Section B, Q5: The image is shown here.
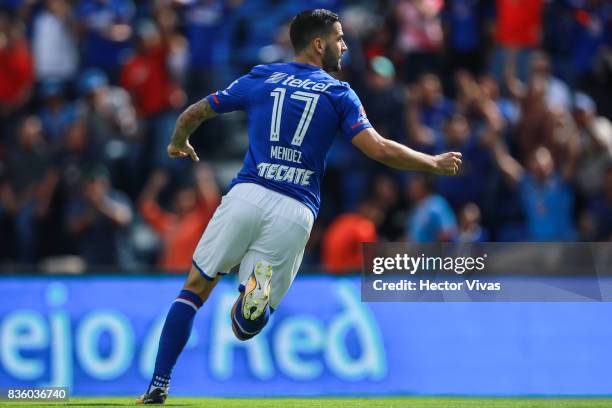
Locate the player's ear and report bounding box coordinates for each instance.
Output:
[313,37,325,55]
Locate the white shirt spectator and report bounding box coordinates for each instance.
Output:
[574,93,612,196]
[32,10,78,80]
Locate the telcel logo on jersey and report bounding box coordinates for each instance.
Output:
[265,72,333,92]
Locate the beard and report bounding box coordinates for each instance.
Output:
[322,46,341,72]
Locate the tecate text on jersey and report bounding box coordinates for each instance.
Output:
[256,162,314,186]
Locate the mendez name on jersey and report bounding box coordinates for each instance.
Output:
[206,62,371,217]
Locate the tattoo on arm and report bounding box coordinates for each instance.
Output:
[170,99,218,145]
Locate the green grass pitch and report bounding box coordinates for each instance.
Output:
[2,397,612,407]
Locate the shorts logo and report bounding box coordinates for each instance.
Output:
[265,72,288,84]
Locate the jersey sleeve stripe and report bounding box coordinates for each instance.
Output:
[351,120,367,129]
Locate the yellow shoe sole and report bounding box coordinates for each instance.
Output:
[242,260,273,320]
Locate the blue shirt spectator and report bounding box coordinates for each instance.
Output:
[184,0,227,70]
[76,0,135,73]
[443,0,483,52]
[487,137,577,241]
[408,195,458,242]
[568,0,612,78]
[407,174,458,242]
[434,115,493,210]
[585,164,612,240]
[407,73,454,153]
[38,80,78,146]
[519,173,575,241]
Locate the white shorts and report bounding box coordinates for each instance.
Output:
[192,183,314,309]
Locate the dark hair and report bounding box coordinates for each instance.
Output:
[289,9,340,53]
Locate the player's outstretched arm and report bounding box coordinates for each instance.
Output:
[167,99,218,162]
[352,128,462,176]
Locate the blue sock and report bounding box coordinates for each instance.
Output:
[149,290,203,391]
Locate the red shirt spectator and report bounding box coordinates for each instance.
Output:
[495,0,544,47]
[0,36,33,110]
[322,213,377,274]
[139,168,220,272]
[120,44,177,117]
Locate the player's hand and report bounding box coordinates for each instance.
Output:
[432,152,462,176]
[167,141,199,162]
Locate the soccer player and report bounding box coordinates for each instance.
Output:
[137,9,461,404]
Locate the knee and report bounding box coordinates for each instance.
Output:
[183,266,219,302]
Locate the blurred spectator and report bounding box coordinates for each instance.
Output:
[121,20,184,117]
[515,75,580,168]
[529,51,571,111]
[490,0,544,82]
[356,12,390,65]
[183,0,230,98]
[477,73,519,135]
[567,0,612,83]
[369,174,405,241]
[50,119,98,257]
[79,68,140,195]
[258,21,293,64]
[360,56,406,143]
[488,138,576,241]
[1,116,58,262]
[580,40,612,120]
[0,13,33,119]
[120,19,186,170]
[138,165,220,272]
[66,165,133,267]
[32,0,78,82]
[76,0,135,77]
[495,0,543,48]
[454,70,504,132]
[37,79,78,147]
[516,76,554,161]
[434,113,493,209]
[581,163,612,241]
[393,0,444,82]
[322,200,379,274]
[457,202,489,242]
[154,4,189,85]
[226,1,304,73]
[80,68,137,144]
[54,119,99,198]
[573,92,612,198]
[406,73,454,151]
[442,0,489,74]
[406,174,457,242]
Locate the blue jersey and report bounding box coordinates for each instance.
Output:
[206,62,372,217]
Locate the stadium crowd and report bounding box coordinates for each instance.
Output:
[0,0,611,273]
